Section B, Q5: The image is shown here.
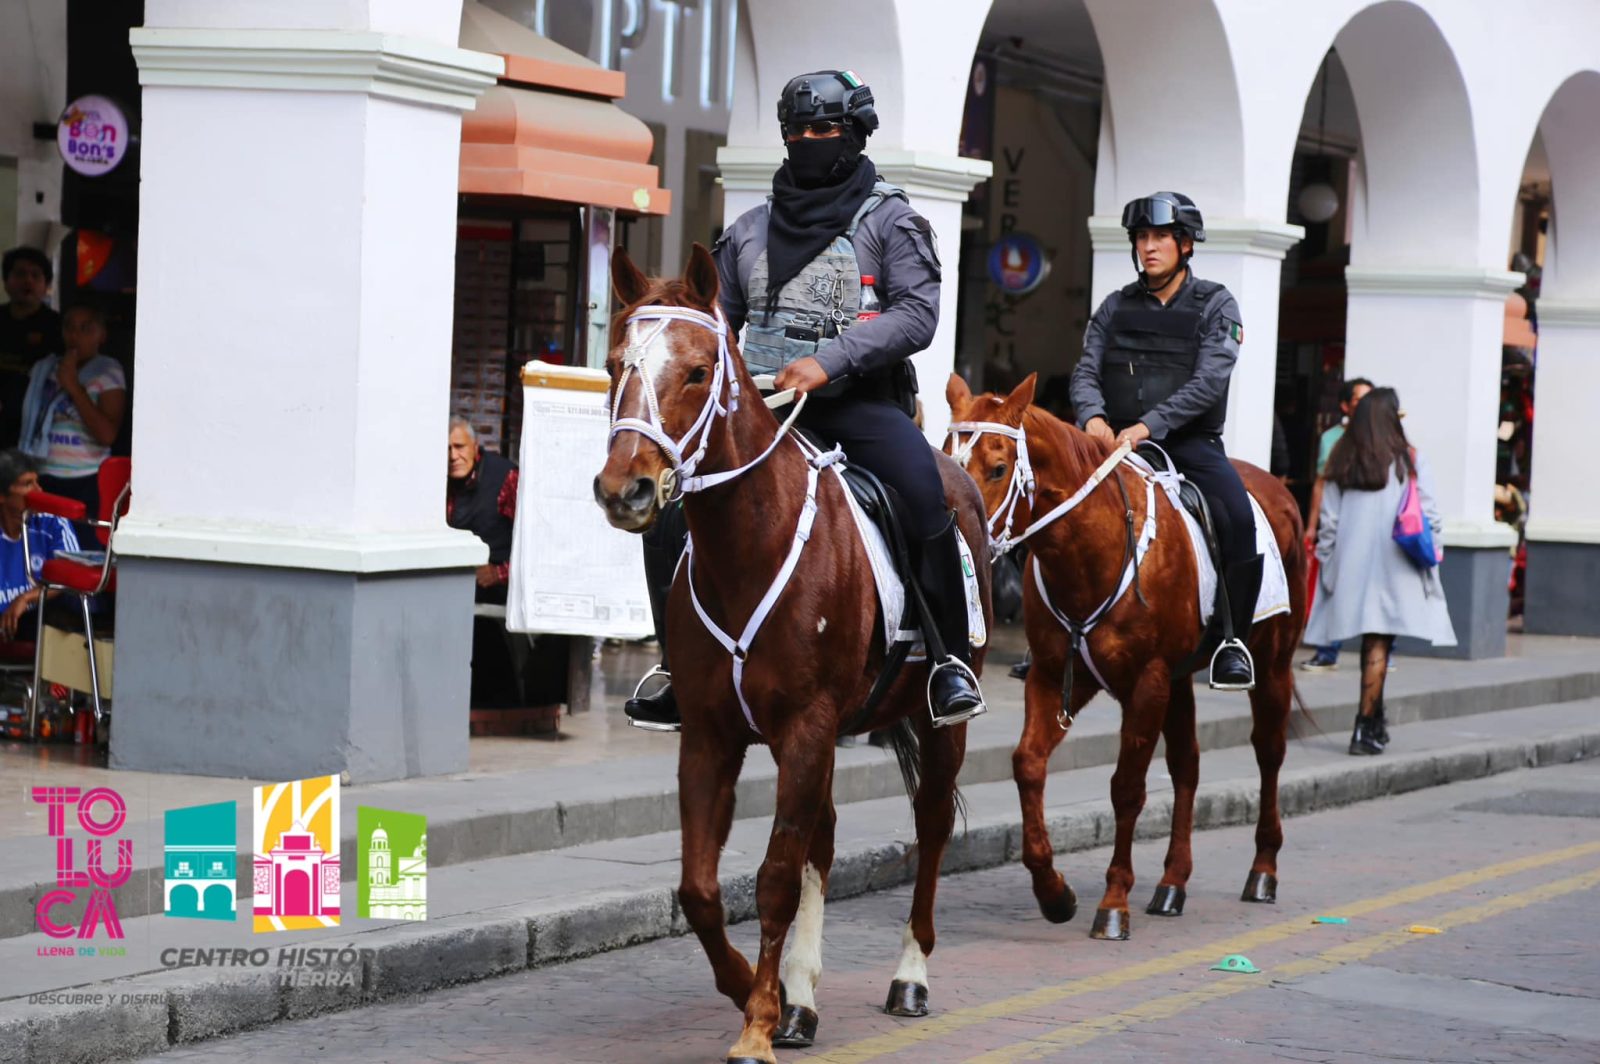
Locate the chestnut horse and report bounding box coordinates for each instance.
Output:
[594,245,993,1064]
[946,373,1306,940]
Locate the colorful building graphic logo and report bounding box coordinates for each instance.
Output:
[164,801,237,921]
[358,807,427,921]
[252,776,341,932]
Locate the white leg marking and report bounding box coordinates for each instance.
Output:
[892,921,928,986]
[780,862,825,1010]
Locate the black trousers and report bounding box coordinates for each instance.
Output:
[796,394,947,539]
[1159,432,1254,566]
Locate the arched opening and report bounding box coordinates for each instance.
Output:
[282,869,313,917]
[169,883,199,918]
[1519,70,1600,637]
[203,882,233,916]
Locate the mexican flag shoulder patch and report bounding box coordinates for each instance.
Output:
[1225,319,1245,344]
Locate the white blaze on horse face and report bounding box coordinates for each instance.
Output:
[892,921,929,986]
[615,319,690,462]
[780,862,825,1010]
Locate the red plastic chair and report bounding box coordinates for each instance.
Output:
[21,458,131,737]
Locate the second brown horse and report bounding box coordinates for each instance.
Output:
[947,372,1307,940]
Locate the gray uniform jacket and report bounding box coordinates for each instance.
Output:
[712,192,942,380]
[1070,271,1243,439]
[1303,452,1456,647]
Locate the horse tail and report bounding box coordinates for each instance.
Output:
[1287,677,1323,741]
[885,719,969,824]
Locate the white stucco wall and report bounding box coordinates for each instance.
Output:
[0,0,66,253]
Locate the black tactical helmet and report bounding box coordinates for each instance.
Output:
[1121,191,1207,243]
[777,70,879,141]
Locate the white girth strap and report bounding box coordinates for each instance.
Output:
[1030,470,1158,690]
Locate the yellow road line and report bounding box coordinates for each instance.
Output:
[806,840,1600,1063]
[966,864,1600,1062]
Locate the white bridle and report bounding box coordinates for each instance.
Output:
[607,303,808,501]
[946,419,1037,556]
[604,302,827,736]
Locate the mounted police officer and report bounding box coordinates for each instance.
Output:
[624,70,987,731]
[1070,191,1262,690]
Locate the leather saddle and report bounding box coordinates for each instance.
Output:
[797,427,920,730]
[1136,442,1230,674]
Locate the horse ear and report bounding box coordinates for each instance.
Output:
[1000,373,1038,420]
[684,242,720,309]
[946,372,973,410]
[612,247,650,307]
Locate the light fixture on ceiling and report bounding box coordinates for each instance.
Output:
[1297,52,1340,224]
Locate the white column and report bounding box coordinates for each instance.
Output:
[123,19,501,568]
[1343,267,1521,549]
[716,146,991,443]
[1526,301,1600,545]
[1523,300,1600,635]
[1343,266,1520,658]
[1088,216,1302,467]
[114,2,503,782]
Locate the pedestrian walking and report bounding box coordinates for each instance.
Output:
[1303,388,1455,755]
[1301,376,1372,671]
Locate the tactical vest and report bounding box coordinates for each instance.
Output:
[1100,279,1228,436]
[741,182,907,375]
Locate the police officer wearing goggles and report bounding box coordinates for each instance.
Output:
[1070,191,1262,690]
[624,70,988,731]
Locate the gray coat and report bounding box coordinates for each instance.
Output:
[712,191,941,380]
[1303,450,1457,646]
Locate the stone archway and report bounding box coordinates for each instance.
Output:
[1520,70,1600,636]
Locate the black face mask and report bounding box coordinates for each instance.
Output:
[785,137,849,187]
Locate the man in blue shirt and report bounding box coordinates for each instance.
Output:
[0,449,79,640]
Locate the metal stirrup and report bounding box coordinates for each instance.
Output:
[927,656,987,728]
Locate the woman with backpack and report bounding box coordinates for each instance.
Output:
[1304,387,1456,756]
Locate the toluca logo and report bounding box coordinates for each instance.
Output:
[32,787,131,939]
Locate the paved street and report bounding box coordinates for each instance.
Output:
[137,760,1600,1063]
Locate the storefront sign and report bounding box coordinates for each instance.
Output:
[988,233,1050,295]
[58,95,129,177]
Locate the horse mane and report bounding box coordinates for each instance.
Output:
[1021,404,1112,474]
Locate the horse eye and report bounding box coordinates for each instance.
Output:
[989,462,1008,481]
[686,366,709,385]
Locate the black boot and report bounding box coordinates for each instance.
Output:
[1370,701,1390,749]
[1349,713,1383,756]
[1209,554,1263,691]
[625,502,687,732]
[1009,653,1032,681]
[914,514,987,727]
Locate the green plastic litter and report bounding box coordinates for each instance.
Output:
[1313,916,1349,925]
[1210,954,1260,974]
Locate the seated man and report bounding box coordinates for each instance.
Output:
[0,448,78,641]
[446,416,568,712]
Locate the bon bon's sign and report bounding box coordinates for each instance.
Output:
[58,95,129,177]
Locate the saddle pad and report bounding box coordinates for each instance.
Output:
[1169,490,1292,626]
[830,466,987,655]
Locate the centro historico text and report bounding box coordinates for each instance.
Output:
[159,946,377,986]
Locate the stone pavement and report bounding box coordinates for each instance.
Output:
[2,676,1598,1062]
[128,761,1600,1063]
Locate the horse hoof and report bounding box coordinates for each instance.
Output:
[1145,884,1186,917]
[883,979,929,1017]
[773,1004,818,1048]
[1241,871,1278,904]
[1038,883,1078,924]
[1090,908,1130,940]
[725,1058,773,1064]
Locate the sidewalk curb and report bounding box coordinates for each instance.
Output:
[3,727,1597,1064]
[6,662,1598,942]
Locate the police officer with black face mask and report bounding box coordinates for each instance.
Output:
[624,70,987,732]
[1070,192,1262,690]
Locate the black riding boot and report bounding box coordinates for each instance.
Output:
[1209,554,1263,691]
[915,514,987,727]
[625,502,687,732]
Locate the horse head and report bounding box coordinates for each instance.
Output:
[594,243,753,532]
[945,373,1039,552]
